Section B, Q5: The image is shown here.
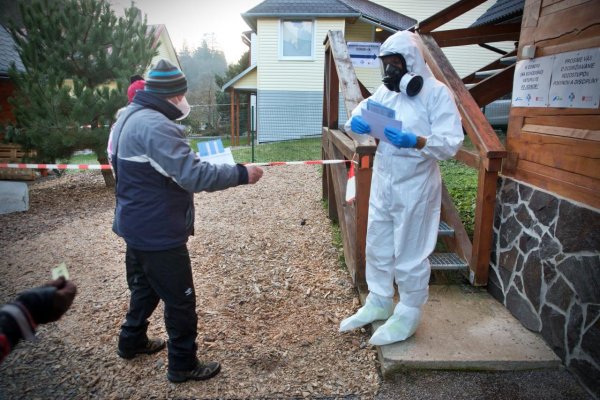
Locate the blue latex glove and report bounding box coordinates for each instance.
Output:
[350,116,371,134]
[384,126,418,148]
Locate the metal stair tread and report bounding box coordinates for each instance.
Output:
[438,221,454,236]
[429,252,467,270]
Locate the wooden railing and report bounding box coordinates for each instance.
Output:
[322,0,510,287]
[413,0,509,285]
[322,31,376,292]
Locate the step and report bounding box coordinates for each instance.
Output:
[429,252,468,271]
[372,285,561,378]
[437,221,454,237]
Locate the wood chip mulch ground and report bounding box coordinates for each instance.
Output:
[0,166,381,399]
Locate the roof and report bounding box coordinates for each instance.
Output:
[242,0,415,32]
[470,0,524,27]
[0,24,25,77]
[338,0,416,31]
[222,64,257,91]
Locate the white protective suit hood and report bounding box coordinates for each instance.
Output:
[379,31,433,80]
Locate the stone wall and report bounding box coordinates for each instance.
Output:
[488,177,600,398]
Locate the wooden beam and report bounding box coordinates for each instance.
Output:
[509,131,600,179]
[441,183,473,267]
[469,64,515,107]
[357,79,372,100]
[511,107,599,117]
[525,114,600,132]
[463,49,517,84]
[508,159,600,210]
[470,167,499,286]
[322,49,330,127]
[455,147,481,169]
[418,33,507,161]
[323,129,338,222]
[329,129,357,161]
[415,0,487,33]
[522,123,600,141]
[329,138,358,283]
[430,24,521,47]
[354,154,373,292]
[322,128,330,203]
[328,50,339,129]
[326,31,377,148]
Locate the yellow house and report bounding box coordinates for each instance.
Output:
[223,0,416,143]
[148,24,182,73]
[224,0,520,143]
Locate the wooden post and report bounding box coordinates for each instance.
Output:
[326,50,339,129]
[470,159,502,286]
[354,154,373,292]
[322,131,329,202]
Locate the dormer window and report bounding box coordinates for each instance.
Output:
[280,19,314,60]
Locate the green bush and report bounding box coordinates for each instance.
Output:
[439,159,478,238]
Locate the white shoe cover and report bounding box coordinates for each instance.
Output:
[339,293,393,332]
[368,303,422,345]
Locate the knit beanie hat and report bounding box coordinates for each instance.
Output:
[145,59,187,98]
[127,79,145,102]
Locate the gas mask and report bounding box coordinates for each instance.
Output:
[382,63,423,97]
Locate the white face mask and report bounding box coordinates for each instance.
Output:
[170,96,191,120]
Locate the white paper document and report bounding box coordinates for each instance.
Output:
[360,108,403,144]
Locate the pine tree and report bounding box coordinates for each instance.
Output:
[7,0,157,186]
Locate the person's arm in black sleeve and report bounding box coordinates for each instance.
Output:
[236,164,249,185]
[0,277,77,363]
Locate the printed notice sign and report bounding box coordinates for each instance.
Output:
[347,42,381,69]
[548,48,600,108]
[512,57,554,107]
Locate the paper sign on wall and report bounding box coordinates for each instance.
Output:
[512,57,554,107]
[548,48,600,108]
[512,47,600,109]
[347,42,381,69]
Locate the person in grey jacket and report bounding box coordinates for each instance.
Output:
[110,59,263,383]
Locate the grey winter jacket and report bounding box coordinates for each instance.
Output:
[111,91,248,251]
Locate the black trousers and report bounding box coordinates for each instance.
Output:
[119,244,198,371]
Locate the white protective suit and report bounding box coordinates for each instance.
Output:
[339,31,463,345]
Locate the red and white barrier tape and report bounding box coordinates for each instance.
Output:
[0,163,112,170]
[0,160,350,170]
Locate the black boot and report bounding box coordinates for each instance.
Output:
[167,360,221,383]
[117,338,166,359]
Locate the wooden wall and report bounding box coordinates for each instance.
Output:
[0,80,16,123]
[505,0,600,209]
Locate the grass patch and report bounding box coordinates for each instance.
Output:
[439,158,478,238]
[190,136,322,163]
[60,153,100,174]
[65,153,100,164]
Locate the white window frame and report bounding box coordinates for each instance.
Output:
[278,19,315,61]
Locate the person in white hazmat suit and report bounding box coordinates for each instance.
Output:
[339,31,463,345]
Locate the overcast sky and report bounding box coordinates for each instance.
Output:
[110,0,263,64]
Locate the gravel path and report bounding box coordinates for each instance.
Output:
[0,168,378,399]
[0,168,591,400]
